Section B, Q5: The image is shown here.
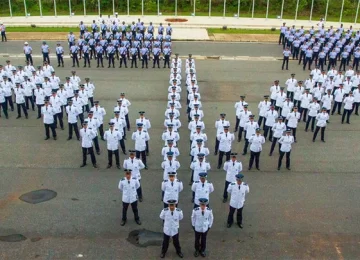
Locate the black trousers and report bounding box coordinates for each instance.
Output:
[353,57,359,71]
[93,136,100,152]
[263,125,273,141]
[293,47,299,59]
[305,115,316,131]
[83,53,90,67]
[108,149,120,166]
[237,126,245,141]
[17,103,28,117]
[25,54,33,65]
[223,180,231,199]
[120,54,127,67]
[122,201,139,221]
[298,50,305,64]
[25,96,35,110]
[195,231,208,252]
[218,151,231,167]
[131,54,137,68]
[164,55,170,68]
[88,97,94,108]
[162,233,181,254]
[57,54,64,66]
[339,58,347,71]
[68,122,80,139]
[36,104,44,117]
[235,117,240,130]
[279,33,285,45]
[332,101,342,114]
[1,31,7,41]
[313,126,325,141]
[5,96,14,110]
[282,57,289,70]
[249,151,261,169]
[300,108,308,121]
[44,123,56,138]
[287,127,297,141]
[97,54,104,67]
[153,55,160,68]
[82,147,96,165]
[119,139,126,153]
[303,57,312,70]
[137,180,143,199]
[258,116,266,129]
[0,102,8,117]
[287,91,294,101]
[99,124,104,138]
[214,138,220,153]
[243,138,249,154]
[227,206,243,225]
[54,112,64,129]
[269,137,281,155]
[328,58,336,70]
[354,102,359,114]
[72,54,79,67]
[136,150,147,166]
[42,52,50,64]
[78,113,84,125]
[278,151,291,168]
[142,54,148,68]
[319,58,325,71]
[108,54,115,67]
[342,108,352,123]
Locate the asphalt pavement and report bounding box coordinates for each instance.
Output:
[0,54,359,260]
[0,41,282,57]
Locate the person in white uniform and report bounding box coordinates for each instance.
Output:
[277,129,294,170]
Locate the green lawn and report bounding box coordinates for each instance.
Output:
[7,27,78,32]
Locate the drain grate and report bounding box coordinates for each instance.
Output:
[0,234,27,242]
[127,229,163,247]
[19,189,57,204]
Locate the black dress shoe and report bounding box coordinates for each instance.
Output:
[116,165,121,169]
[269,153,272,156]
[214,152,218,155]
[223,198,227,203]
[146,152,149,156]
[227,223,232,228]
[80,164,86,167]
[123,151,127,155]
[96,151,100,155]
[120,220,126,226]
[53,136,57,140]
[135,219,142,225]
[238,223,243,229]
[286,167,291,170]
[312,139,315,142]
[217,166,221,169]
[191,198,194,203]
[160,253,165,258]
[200,251,206,257]
[93,164,98,168]
[256,167,260,170]
[194,250,199,257]
[44,137,50,140]
[277,167,280,170]
[67,137,72,140]
[16,116,21,119]
[321,140,326,142]
[176,252,184,258]
[248,167,251,170]
[242,152,247,155]
[107,165,112,169]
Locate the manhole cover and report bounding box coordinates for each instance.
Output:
[127,229,163,247]
[0,234,27,242]
[165,18,188,23]
[19,189,57,204]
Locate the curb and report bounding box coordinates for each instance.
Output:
[0,53,281,61]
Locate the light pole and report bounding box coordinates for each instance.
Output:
[98,0,101,16]
[69,0,72,16]
[157,0,159,15]
[175,0,177,16]
[339,0,345,23]
[223,0,226,18]
[127,0,129,16]
[251,0,255,19]
[194,0,196,16]
[83,0,86,16]
[39,0,43,17]
[280,0,284,19]
[54,0,57,17]
[24,0,27,16]
[112,0,115,15]
[142,0,144,16]
[8,0,12,17]
[294,0,299,21]
[266,0,269,19]
[325,0,329,22]
[355,0,360,24]
[209,0,211,17]
[309,0,314,21]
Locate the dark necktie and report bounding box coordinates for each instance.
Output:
[233,162,235,166]
[202,183,204,188]
[238,185,240,190]
[199,147,200,152]
[128,181,130,184]
[226,133,227,137]
[171,182,173,187]
[170,161,172,167]
[171,212,173,216]
[202,211,204,216]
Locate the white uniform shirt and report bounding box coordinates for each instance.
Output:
[136,118,151,131]
[118,177,140,203]
[188,120,205,132]
[165,108,180,119]
[227,182,250,209]
[104,129,122,151]
[191,180,214,205]
[14,88,26,104]
[223,160,243,183]
[41,105,56,124]
[285,78,297,92]
[23,81,35,96]
[80,128,96,148]
[234,100,248,115]
[217,132,234,152]
[34,88,46,105]
[190,146,210,158]
[132,130,150,151]
[286,111,300,128]
[238,110,252,127]
[278,135,294,152]
[162,130,180,146]
[164,118,182,131]
[160,208,183,236]
[281,101,294,117]
[270,85,280,100]
[191,207,214,233]
[66,105,81,123]
[258,100,271,117]
[265,110,279,127]
[123,158,145,180]
[84,82,95,97]
[162,179,183,203]
[272,122,286,138]
[190,160,211,182]
[334,88,345,102]
[294,86,305,100]
[308,102,320,117]
[275,92,287,107]
[244,121,259,139]
[161,159,181,180]
[316,112,329,127]
[321,94,333,110]
[249,134,265,152]
[215,119,230,135]
[353,89,360,102]
[300,93,313,108]
[92,106,106,124]
[49,95,62,113]
[162,146,180,161]
[343,96,354,109]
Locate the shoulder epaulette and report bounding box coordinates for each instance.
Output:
[195,207,200,211]
[231,183,236,185]
[177,179,181,182]
[207,181,212,184]
[132,177,137,180]
[207,207,212,210]
[164,208,169,211]
[143,130,147,132]
[121,178,125,180]
[194,181,199,183]
[163,180,168,182]
[176,208,181,211]
[243,182,248,186]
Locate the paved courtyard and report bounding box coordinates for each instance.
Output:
[0,43,360,259]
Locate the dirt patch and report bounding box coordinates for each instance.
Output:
[165,18,188,23]
[212,34,277,42]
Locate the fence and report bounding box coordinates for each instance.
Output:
[1,0,360,24]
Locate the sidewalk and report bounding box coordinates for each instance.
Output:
[0,15,353,30]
